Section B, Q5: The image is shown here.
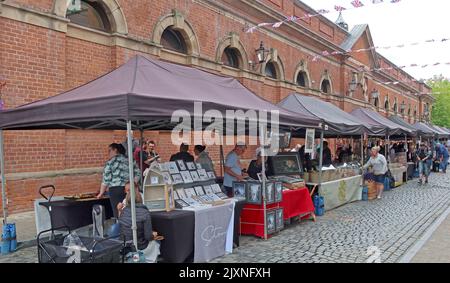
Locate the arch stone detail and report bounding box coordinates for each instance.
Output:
[152,10,200,56]
[293,60,311,88]
[215,32,249,70]
[53,0,128,34]
[260,49,285,81]
[319,70,333,94]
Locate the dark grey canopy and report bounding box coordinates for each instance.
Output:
[350,108,413,136]
[387,115,418,136]
[412,122,438,137]
[0,55,321,132]
[278,94,376,136]
[428,125,450,139]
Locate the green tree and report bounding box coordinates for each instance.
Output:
[427,75,450,127]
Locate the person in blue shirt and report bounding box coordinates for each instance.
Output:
[223,142,247,197]
[435,143,449,173]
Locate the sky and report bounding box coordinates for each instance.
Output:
[299,0,450,81]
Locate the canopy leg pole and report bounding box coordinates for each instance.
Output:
[361,134,364,165]
[318,130,324,192]
[260,125,267,240]
[127,121,138,249]
[0,130,7,223]
[220,145,225,178]
[140,130,144,187]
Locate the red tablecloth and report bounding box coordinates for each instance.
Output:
[281,187,315,220]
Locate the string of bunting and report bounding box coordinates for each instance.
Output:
[246,0,402,33]
[312,37,450,62]
[371,61,450,72]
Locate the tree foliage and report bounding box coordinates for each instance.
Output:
[427,75,450,128]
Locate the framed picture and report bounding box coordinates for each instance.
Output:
[180,171,194,184]
[184,188,197,198]
[265,182,275,204]
[150,176,160,185]
[196,163,203,170]
[247,183,262,205]
[275,208,284,231]
[168,162,180,174]
[159,162,169,172]
[175,199,189,208]
[190,171,200,182]
[207,171,216,180]
[176,189,187,199]
[186,162,197,171]
[266,210,276,234]
[184,197,200,206]
[176,160,187,171]
[305,128,315,154]
[216,192,228,200]
[232,182,246,199]
[197,169,209,181]
[171,174,184,185]
[194,186,205,195]
[173,190,180,200]
[275,182,283,203]
[162,172,173,185]
[211,184,222,193]
[203,185,214,195]
[208,194,221,201]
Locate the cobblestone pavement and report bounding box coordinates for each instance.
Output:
[1,173,450,263]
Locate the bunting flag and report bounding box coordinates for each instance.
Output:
[245,0,402,33]
[311,36,450,62]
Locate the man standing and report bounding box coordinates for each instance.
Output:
[435,143,449,173]
[170,143,194,163]
[223,142,247,197]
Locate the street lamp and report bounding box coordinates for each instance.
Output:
[348,72,358,95]
[400,101,406,114]
[255,41,270,64]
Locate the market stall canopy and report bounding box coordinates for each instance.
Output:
[278,94,380,136]
[350,108,413,136]
[387,115,418,136]
[428,125,450,139]
[0,55,321,132]
[412,122,439,137]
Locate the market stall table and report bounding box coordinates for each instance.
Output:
[38,197,113,231]
[307,175,362,211]
[150,199,245,263]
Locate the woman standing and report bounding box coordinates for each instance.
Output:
[416,143,432,185]
[363,146,388,199]
[97,143,141,219]
[194,145,215,173]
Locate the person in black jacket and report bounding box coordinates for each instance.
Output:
[170,143,194,163]
[317,141,332,167]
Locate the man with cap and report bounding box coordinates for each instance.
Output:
[223,142,247,197]
[247,147,268,180]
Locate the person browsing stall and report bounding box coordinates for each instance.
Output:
[435,143,449,173]
[247,148,267,180]
[97,143,141,219]
[317,140,332,167]
[223,142,247,197]
[362,146,388,199]
[170,143,194,163]
[194,145,215,172]
[416,143,432,185]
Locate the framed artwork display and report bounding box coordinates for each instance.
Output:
[207,171,216,180]
[275,182,283,203]
[176,189,187,199]
[171,174,184,185]
[216,192,228,199]
[246,182,262,205]
[186,162,197,171]
[197,169,209,181]
[190,171,200,182]
[211,184,222,193]
[161,172,173,185]
[180,171,194,184]
[266,182,275,204]
[203,185,214,195]
[196,163,203,170]
[184,188,197,198]
[176,160,187,171]
[175,199,189,208]
[232,182,246,199]
[168,162,180,174]
[266,210,276,234]
[275,208,284,231]
[194,186,205,196]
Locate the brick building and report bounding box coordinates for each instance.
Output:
[0,0,434,214]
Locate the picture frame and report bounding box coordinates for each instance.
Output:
[211,184,222,193]
[216,192,228,200]
[203,185,214,195]
[184,188,197,198]
[184,197,200,206]
[162,172,173,185]
[166,186,175,211]
[180,171,194,184]
[176,160,187,171]
[232,182,246,199]
[159,162,169,172]
[150,176,160,185]
[175,199,189,208]
[190,171,200,182]
[275,182,283,203]
[208,194,222,201]
[207,171,216,180]
[196,163,203,170]
[197,169,209,181]
[171,174,184,185]
[265,182,275,204]
[173,190,180,200]
[168,162,180,174]
[266,210,276,234]
[275,208,284,231]
[176,189,187,199]
[186,162,197,171]
[246,182,262,205]
[305,128,315,154]
[194,186,205,195]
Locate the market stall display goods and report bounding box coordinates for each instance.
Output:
[266,211,276,235]
[190,171,200,182]
[197,169,209,181]
[207,172,216,180]
[176,160,187,171]
[266,182,275,204]
[211,184,222,193]
[176,189,187,199]
[186,162,197,171]
[184,188,197,198]
[203,186,214,195]
[171,174,184,185]
[275,209,284,231]
[275,182,283,203]
[194,186,205,196]
[175,199,189,208]
[180,171,194,184]
[247,183,262,205]
[162,172,173,185]
[168,162,180,174]
[232,182,247,199]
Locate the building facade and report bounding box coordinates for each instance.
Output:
[0,0,434,214]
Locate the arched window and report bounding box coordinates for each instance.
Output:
[374,97,379,108]
[408,107,411,116]
[67,0,111,32]
[297,71,308,87]
[221,47,240,69]
[385,99,390,110]
[265,61,278,79]
[321,79,331,94]
[161,26,187,54]
[393,103,398,113]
